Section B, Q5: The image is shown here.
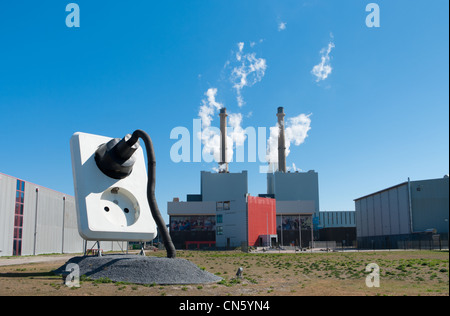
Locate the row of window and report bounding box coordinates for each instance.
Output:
[215,201,229,234]
[216,201,230,211]
[13,180,25,256]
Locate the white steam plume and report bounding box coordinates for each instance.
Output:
[266,113,312,167]
[230,42,267,107]
[197,88,247,168]
[311,41,335,82]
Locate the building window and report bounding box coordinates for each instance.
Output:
[216,201,231,211]
[216,226,223,235]
[13,179,25,256]
[217,214,223,224]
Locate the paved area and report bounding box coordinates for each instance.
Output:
[0,250,147,267]
[0,254,79,267]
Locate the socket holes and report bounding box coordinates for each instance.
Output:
[100,187,140,227]
[105,206,129,213]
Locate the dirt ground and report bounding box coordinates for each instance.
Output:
[0,250,448,296]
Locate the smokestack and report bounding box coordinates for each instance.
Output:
[277,107,286,173]
[219,107,228,173]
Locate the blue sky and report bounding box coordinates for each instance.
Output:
[0,1,448,223]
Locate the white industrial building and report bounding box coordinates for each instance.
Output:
[354,176,449,249]
[0,172,126,257]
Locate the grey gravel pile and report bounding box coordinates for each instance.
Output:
[54,254,222,285]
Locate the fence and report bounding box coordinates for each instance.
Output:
[396,239,448,250]
[271,235,448,252]
[357,233,448,251]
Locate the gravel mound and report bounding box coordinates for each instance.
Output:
[54,254,222,285]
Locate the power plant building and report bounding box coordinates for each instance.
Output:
[168,107,324,249]
[260,170,319,247]
[168,171,277,249]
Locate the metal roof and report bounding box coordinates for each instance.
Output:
[353,181,408,202]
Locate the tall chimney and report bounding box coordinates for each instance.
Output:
[219,107,228,173]
[277,107,286,173]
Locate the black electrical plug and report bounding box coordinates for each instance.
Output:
[94,134,140,179]
[94,130,176,259]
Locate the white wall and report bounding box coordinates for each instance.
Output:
[355,183,412,238]
[0,173,16,256]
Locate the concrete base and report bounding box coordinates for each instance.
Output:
[54,254,222,285]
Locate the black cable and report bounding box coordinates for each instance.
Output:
[127,130,177,259]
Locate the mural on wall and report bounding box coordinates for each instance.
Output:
[170,216,216,232]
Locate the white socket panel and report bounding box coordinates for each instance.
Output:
[70,132,157,242]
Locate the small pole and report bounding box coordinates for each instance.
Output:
[139,242,146,256]
[298,215,302,253]
[280,214,283,250]
[266,213,269,249]
[62,196,66,254]
[33,188,39,256]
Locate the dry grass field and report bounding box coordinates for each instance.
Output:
[0,250,448,296]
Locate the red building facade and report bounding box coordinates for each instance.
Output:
[247,196,277,247]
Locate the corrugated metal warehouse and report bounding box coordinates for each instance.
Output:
[354,176,449,249]
[0,172,126,257]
